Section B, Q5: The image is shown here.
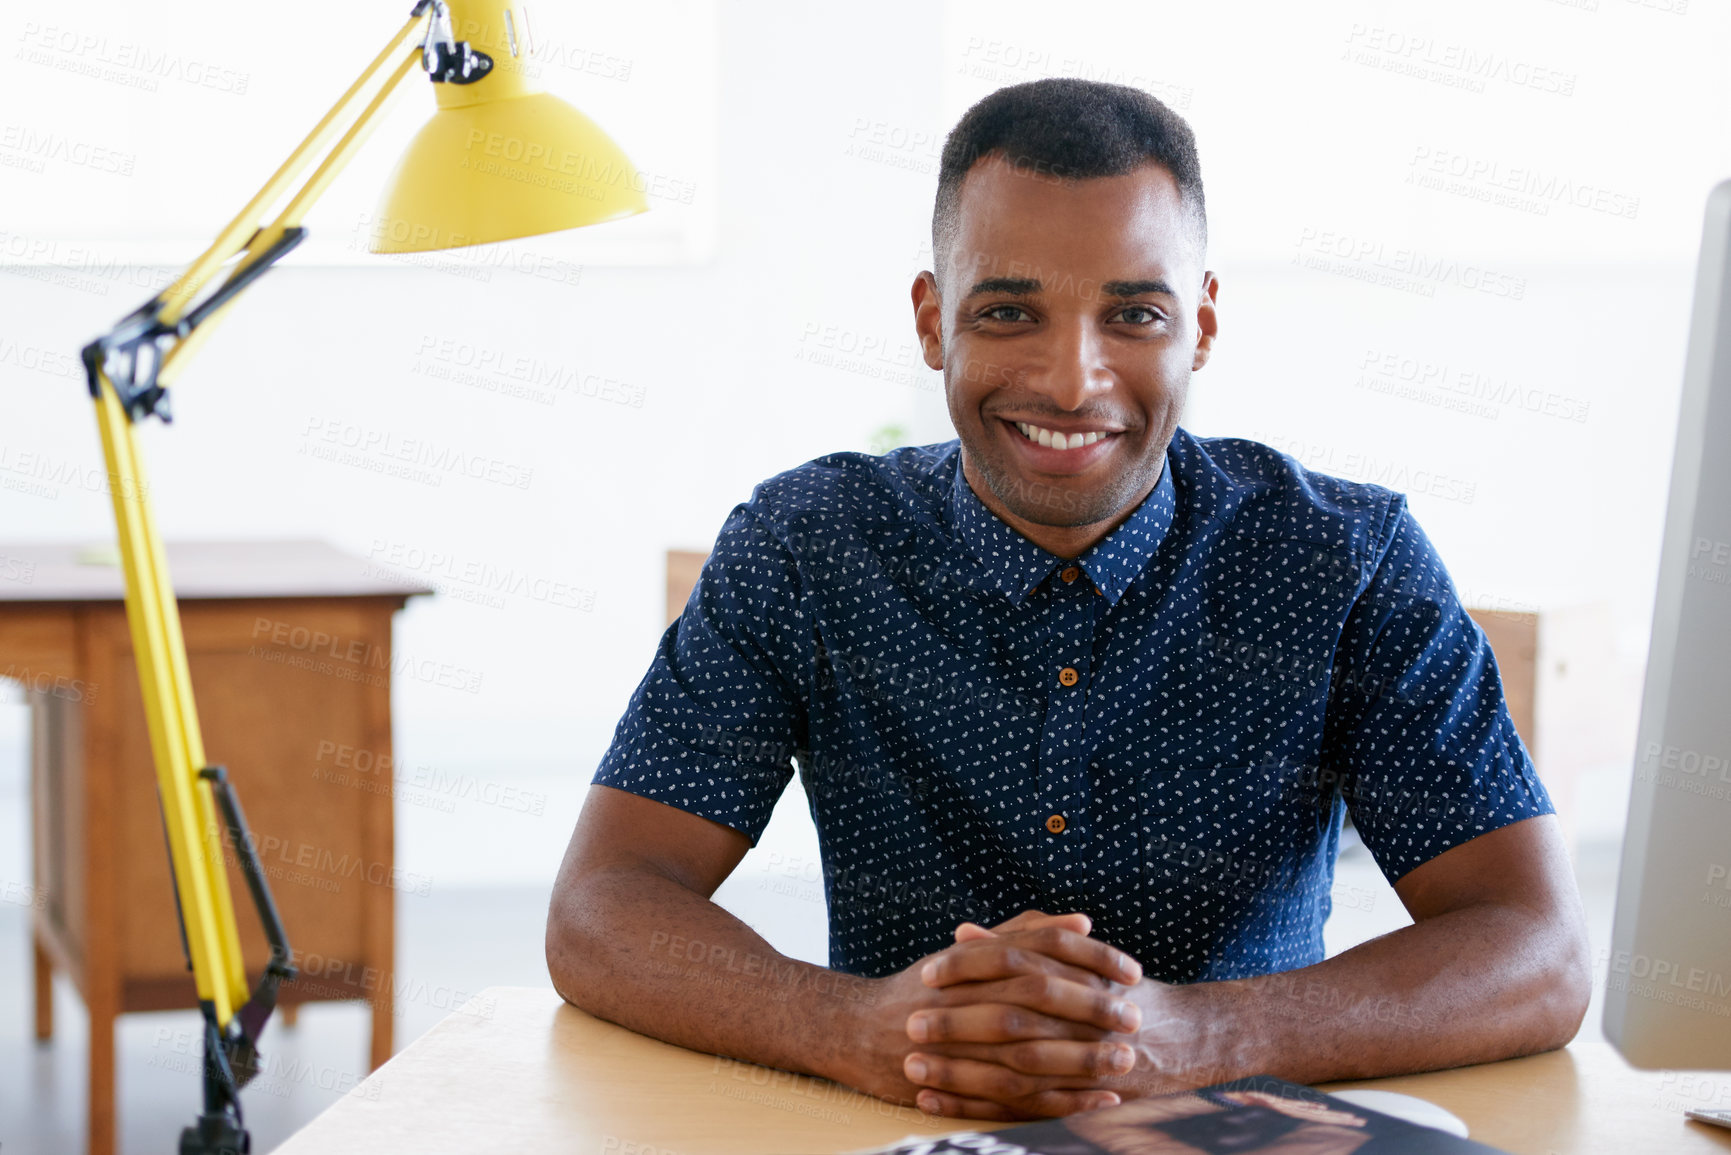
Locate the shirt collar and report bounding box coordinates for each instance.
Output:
[947,451,1177,607]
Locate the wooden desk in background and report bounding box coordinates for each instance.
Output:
[273,986,1731,1154]
[0,541,430,1155]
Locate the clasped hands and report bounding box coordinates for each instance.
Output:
[846,909,1193,1121]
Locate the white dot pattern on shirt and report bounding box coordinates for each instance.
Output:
[593,428,1552,981]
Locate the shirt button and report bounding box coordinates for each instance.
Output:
[1046,814,1067,834]
[1058,666,1079,687]
[1060,566,1080,584]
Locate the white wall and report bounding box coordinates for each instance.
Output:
[2,1,1726,919]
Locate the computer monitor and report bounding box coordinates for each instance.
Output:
[1604,179,1731,1070]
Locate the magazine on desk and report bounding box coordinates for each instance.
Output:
[844,1076,1509,1154]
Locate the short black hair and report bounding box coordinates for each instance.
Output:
[932,78,1206,277]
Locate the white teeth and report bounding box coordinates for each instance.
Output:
[1013,422,1112,450]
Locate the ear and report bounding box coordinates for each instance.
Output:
[1191,271,1220,372]
[912,270,945,371]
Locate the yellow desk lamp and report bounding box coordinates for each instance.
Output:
[77,4,647,1151]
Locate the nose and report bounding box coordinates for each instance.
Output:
[1025,317,1114,410]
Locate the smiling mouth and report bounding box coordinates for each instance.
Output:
[1011,420,1119,450]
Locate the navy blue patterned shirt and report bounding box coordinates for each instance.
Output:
[594,428,1551,981]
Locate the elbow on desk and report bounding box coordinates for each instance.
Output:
[1522,903,1595,1056]
[543,874,606,1016]
[542,862,667,1023]
[1548,925,1595,1051]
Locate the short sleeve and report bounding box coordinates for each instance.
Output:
[591,503,809,844]
[1322,498,1553,882]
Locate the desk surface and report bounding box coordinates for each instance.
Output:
[272,986,1731,1155]
[0,540,431,602]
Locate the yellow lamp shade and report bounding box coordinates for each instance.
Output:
[371,92,649,253]
[370,1,648,253]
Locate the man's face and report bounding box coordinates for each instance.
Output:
[913,156,1218,533]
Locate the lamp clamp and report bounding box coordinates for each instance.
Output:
[82,226,306,424]
[414,0,493,85]
[176,765,300,1155]
[81,298,182,423]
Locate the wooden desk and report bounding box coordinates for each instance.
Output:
[0,540,430,1155]
[273,986,1731,1154]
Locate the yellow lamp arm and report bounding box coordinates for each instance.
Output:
[156,9,430,328]
[100,6,434,423]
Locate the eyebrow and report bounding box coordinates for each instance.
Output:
[1100,278,1178,298]
[964,275,1179,299]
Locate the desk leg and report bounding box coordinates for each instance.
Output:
[369,988,393,1070]
[33,932,53,1041]
[87,990,116,1155]
[82,615,119,1155]
[362,636,395,1073]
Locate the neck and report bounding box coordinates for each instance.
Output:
[961,453,1162,561]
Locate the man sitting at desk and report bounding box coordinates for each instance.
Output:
[545,78,1591,1122]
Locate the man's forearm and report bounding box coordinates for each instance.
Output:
[1142,898,1592,1091]
[545,865,871,1083]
